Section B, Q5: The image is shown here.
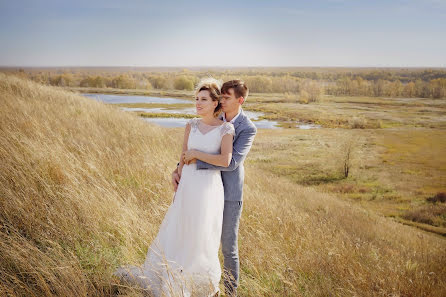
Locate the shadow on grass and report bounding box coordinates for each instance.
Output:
[299,174,346,186]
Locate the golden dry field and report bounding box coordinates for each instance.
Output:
[1,74,445,296]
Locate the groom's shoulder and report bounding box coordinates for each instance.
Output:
[241,115,257,134]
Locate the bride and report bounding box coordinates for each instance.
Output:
[113,77,235,297]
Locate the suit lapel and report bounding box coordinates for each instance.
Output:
[234,109,246,128]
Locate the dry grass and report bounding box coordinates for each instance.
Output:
[249,127,446,235]
[67,86,195,99]
[137,112,196,119]
[402,204,446,226]
[1,74,445,296]
[1,74,175,296]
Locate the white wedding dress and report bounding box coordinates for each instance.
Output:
[114,118,235,297]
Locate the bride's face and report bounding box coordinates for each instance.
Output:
[196,90,218,116]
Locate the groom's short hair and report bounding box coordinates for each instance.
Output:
[222,80,249,102]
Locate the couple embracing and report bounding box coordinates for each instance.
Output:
[114,78,257,297]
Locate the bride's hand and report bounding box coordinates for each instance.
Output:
[182,150,197,164]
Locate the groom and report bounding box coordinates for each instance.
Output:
[172,79,257,297]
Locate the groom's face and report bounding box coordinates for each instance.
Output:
[220,88,243,113]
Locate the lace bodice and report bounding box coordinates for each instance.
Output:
[187,118,235,154]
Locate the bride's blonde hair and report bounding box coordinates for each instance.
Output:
[194,77,223,118]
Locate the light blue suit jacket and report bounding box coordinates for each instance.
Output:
[196,109,257,201]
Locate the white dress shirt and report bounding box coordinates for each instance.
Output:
[223,109,242,124]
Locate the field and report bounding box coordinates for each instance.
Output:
[70,84,446,235]
[1,73,445,296]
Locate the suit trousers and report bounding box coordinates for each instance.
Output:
[221,200,243,296]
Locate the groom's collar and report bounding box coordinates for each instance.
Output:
[223,108,242,124]
[219,109,245,127]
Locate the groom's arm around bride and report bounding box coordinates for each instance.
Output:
[171,118,256,189]
[197,121,256,172]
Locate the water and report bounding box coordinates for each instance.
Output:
[120,107,196,114]
[251,119,281,129]
[82,93,191,104]
[141,117,192,128]
[81,93,320,129]
[297,123,321,129]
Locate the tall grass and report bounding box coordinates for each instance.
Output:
[1,74,445,296]
[0,73,175,296]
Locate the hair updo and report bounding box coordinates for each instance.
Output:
[194,77,223,117]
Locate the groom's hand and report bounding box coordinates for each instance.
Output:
[171,168,181,191]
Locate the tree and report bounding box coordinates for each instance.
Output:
[300,79,323,102]
[244,76,273,93]
[111,75,136,89]
[149,75,168,89]
[429,78,446,99]
[174,76,194,91]
[373,79,385,97]
[403,82,416,97]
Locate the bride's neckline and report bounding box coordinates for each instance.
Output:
[198,119,225,127]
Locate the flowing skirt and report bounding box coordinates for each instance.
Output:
[114,163,224,297]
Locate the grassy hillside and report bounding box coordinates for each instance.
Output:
[1,74,445,296]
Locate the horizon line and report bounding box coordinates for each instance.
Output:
[1,65,446,69]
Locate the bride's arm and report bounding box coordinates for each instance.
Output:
[177,123,191,176]
[183,134,233,167]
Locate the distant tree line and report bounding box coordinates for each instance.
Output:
[281,69,446,83]
[326,77,446,99]
[3,68,446,99]
[25,71,200,92]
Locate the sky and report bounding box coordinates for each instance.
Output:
[0,0,445,67]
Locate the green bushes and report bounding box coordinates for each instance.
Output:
[110,75,136,89]
[148,75,168,89]
[173,75,195,91]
